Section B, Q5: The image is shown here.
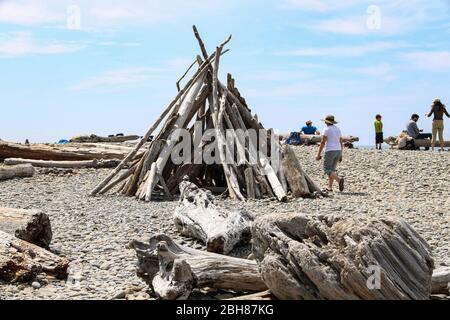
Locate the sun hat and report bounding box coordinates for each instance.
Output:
[322,115,338,125]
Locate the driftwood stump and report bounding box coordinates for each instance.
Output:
[432,267,450,295]
[0,230,68,283]
[252,213,434,300]
[174,178,253,254]
[129,234,267,300]
[0,208,52,248]
[0,164,35,181]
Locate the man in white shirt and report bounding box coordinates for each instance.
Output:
[316,115,345,192]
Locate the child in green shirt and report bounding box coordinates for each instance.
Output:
[374,114,383,150]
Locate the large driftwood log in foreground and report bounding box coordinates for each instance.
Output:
[174,179,253,254]
[70,134,140,143]
[0,230,68,283]
[0,141,136,161]
[0,208,52,248]
[129,234,267,300]
[252,213,434,300]
[4,158,120,169]
[431,267,450,295]
[0,164,35,181]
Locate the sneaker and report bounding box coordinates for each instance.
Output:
[339,177,345,192]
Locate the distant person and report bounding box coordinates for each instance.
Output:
[374,114,383,150]
[316,115,344,192]
[426,98,450,151]
[301,120,320,135]
[25,139,30,145]
[407,114,432,140]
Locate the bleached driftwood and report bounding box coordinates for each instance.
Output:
[0,141,136,161]
[174,178,253,254]
[252,213,434,300]
[0,164,35,181]
[281,145,310,198]
[129,234,267,300]
[70,134,140,143]
[431,267,450,295]
[0,230,68,283]
[89,26,322,203]
[90,45,224,196]
[226,290,275,300]
[0,207,52,248]
[4,158,120,169]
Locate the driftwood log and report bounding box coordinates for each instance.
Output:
[129,234,267,300]
[0,164,35,181]
[0,141,138,161]
[431,267,450,295]
[174,178,253,254]
[0,230,68,283]
[282,145,311,197]
[0,208,52,248]
[227,290,275,300]
[4,158,120,169]
[301,135,359,144]
[70,134,140,143]
[414,139,450,148]
[281,134,359,144]
[252,212,434,300]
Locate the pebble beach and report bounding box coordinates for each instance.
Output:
[0,146,449,300]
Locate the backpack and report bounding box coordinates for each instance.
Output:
[286,132,302,145]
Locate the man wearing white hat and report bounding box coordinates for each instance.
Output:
[316,115,345,192]
[427,98,449,151]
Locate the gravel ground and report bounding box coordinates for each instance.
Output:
[0,146,448,299]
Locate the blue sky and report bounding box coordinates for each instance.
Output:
[1,0,450,145]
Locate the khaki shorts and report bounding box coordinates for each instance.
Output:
[324,150,342,176]
[432,120,444,145]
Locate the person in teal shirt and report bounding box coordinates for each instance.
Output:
[301,120,320,135]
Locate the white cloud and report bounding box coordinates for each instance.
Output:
[0,32,84,57]
[97,41,141,47]
[277,42,411,57]
[72,67,166,90]
[0,1,63,25]
[166,58,196,69]
[285,0,450,36]
[352,63,397,81]
[353,63,392,77]
[0,0,232,30]
[312,18,367,35]
[400,51,450,70]
[281,0,364,12]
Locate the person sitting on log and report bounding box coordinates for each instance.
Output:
[426,98,450,152]
[407,114,432,150]
[301,120,320,135]
[316,115,345,192]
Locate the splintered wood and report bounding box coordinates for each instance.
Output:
[90,26,323,201]
[252,213,435,300]
[129,234,267,300]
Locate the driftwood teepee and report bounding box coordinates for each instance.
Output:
[90,26,322,201]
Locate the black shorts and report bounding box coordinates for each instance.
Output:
[376,132,384,144]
